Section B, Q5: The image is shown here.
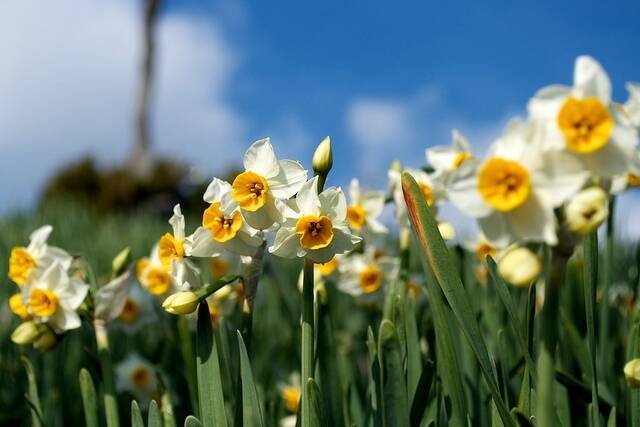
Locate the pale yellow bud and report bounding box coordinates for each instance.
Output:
[11,321,45,345]
[497,246,541,287]
[624,358,640,388]
[162,291,200,315]
[112,247,132,277]
[437,222,456,241]
[565,187,608,234]
[312,136,333,175]
[33,329,57,351]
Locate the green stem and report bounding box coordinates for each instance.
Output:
[301,258,315,427]
[584,231,601,426]
[94,319,120,427]
[599,196,615,377]
[178,315,199,417]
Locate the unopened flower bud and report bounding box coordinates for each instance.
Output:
[112,247,132,278]
[565,187,608,234]
[624,358,640,388]
[11,321,45,345]
[497,246,541,287]
[162,291,200,315]
[437,222,456,241]
[33,328,57,351]
[312,136,333,175]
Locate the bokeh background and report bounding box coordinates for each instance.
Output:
[1,0,640,237]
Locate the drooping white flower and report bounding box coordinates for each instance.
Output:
[8,225,72,286]
[115,354,158,405]
[336,248,399,298]
[528,56,640,178]
[187,178,263,258]
[448,119,588,246]
[345,178,388,238]
[269,177,361,263]
[157,204,201,291]
[230,138,308,230]
[21,262,89,333]
[426,129,475,177]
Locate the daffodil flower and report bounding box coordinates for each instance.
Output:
[230,138,308,230]
[21,261,89,333]
[346,178,388,238]
[448,119,588,246]
[115,354,158,406]
[528,56,640,178]
[188,178,263,258]
[116,284,156,334]
[8,225,72,286]
[269,177,361,263]
[336,248,399,298]
[136,245,175,296]
[158,205,201,291]
[426,129,475,176]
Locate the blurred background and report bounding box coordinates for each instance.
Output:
[1,0,640,237]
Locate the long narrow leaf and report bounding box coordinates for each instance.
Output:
[583,231,601,426]
[378,320,409,427]
[79,368,99,427]
[22,357,43,427]
[131,401,144,427]
[184,416,204,427]
[148,400,162,427]
[237,331,265,427]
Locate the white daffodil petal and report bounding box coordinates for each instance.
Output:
[169,205,185,241]
[244,138,280,178]
[583,140,636,178]
[295,177,321,215]
[27,225,53,252]
[349,179,361,203]
[269,160,308,199]
[508,194,557,246]
[426,146,458,172]
[269,227,301,259]
[244,203,278,230]
[319,187,347,221]
[448,175,493,218]
[188,227,223,258]
[527,84,571,120]
[574,55,611,104]
[534,150,589,206]
[367,218,388,234]
[478,213,512,248]
[361,192,385,218]
[52,309,81,333]
[203,178,232,204]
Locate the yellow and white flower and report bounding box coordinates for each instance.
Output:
[448,119,588,246]
[115,284,156,334]
[346,178,388,237]
[230,138,308,230]
[269,177,361,263]
[158,205,201,291]
[426,129,475,176]
[21,261,89,333]
[336,248,399,298]
[188,178,263,258]
[115,354,158,404]
[528,56,640,178]
[136,245,175,297]
[210,252,241,279]
[8,225,72,286]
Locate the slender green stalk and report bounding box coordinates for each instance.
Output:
[94,319,120,427]
[599,196,615,377]
[178,315,199,417]
[301,258,315,427]
[584,231,601,426]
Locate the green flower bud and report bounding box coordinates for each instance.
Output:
[312,136,333,175]
[162,291,200,315]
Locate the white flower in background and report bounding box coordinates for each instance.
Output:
[230,138,308,230]
[464,232,501,261]
[346,178,388,238]
[115,284,156,334]
[279,373,301,414]
[389,167,445,227]
[115,354,158,404]
[94,271,135,323]
[269,177,361,263]
[565,186,609,234]
[448,119,588,246]
[209,252,241,279]
[136,245,175,296]
[21,262,89,333]
[157,205,201,291]
[188,178,263,258]
[8,225,72,286]
[610,168,640,194]
[426,129,475,177]
[528,56,640,178]
[336,248,399,298]
[623,83,640,128]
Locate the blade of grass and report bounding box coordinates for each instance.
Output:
[378,320,409,427]
[178,314,199,417]
[410,360,434,427]
[79,368,99,427]
[237,331,265,427]
[305,378,325,427]
[584,231,601,426]
[22,357,43,427]
[401,172,513,427]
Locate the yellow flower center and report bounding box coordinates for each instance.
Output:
[120,298,139,322]
[628,173,640,187]
[316,257,338,276]
[29,288,59,318]
[557,97,613,154]
[9,247,36,286]
[145,267,172,295]
[158,233,184,270]
[346,204,367,229]
[232,171,270,211]
[475,242,497,260]
[203,202,243,243]
[211,257,231,279]
[9,293,31,320]
[130,367,151,388]
[359,265,383,294]
[453,151,473,169]
[295,215,334,250]
[419,182,434,205]
[282,386,301,413]
[478,158,530,212]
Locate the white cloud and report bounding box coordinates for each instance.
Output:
[0,0,248,211]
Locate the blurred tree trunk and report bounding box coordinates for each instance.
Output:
[128,0,161,178]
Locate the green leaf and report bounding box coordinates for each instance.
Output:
[148,400,162,427]
[401,172,513,427]
[184,416,204,427]
[410,360,434,427]
[196,301,228,427]
[305,378,325,427]
[317,300,343,426]
[131,401,144,427]
[79,368,99,427]
[627,317,640,427]
[22,357,44,427]
[583,231,601,426]
[378,320,410,427]
[367,326,383,427]
[607,407,616,427]
[405,296,423,401]
[237,331,265,427]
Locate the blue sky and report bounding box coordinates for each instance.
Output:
[1,0,639,233]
